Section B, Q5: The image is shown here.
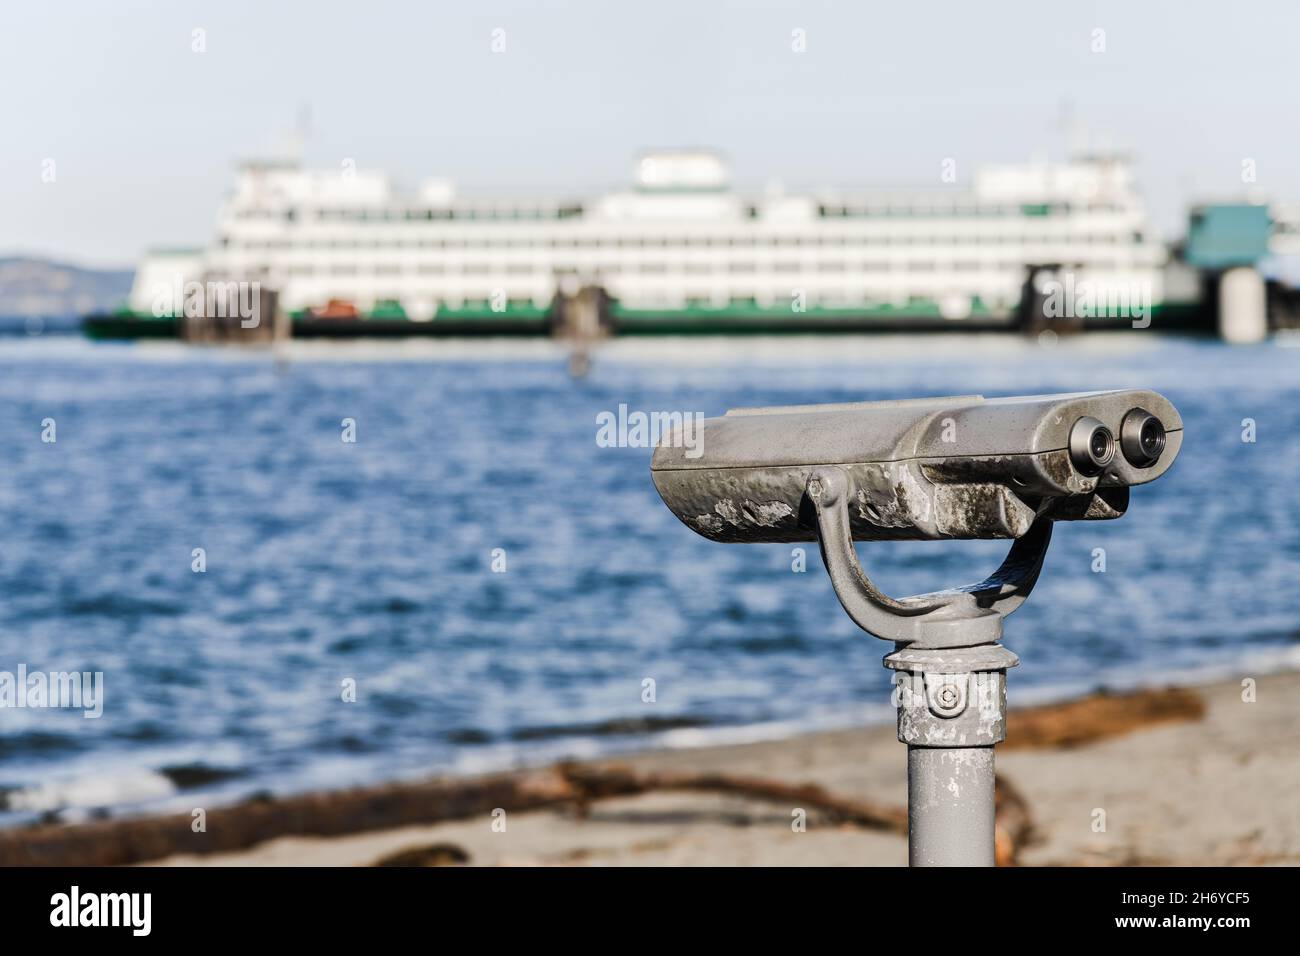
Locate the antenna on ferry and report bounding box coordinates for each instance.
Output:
[1057,96,1087,159]
[297,103,312,144]
[278,103,313,166]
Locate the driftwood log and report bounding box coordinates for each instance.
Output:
[1004,686,1204,750]
[0,769,575,867]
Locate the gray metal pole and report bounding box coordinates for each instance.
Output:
[885,645,1016,868]
[907,745,996,867]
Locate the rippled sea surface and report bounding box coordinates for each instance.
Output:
[1,333,1298,823]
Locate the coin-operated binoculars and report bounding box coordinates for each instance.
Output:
[652,390,1181,866]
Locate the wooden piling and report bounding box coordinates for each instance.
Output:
[178,279,286,344]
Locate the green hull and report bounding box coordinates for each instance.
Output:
[83,314,178,340]
[291,301,552,337]
[81,298,1212,340]
[611,298,1006,334]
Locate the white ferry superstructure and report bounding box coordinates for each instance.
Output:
[124,149,1197,333]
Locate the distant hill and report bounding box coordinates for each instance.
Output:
[0,257,134,323]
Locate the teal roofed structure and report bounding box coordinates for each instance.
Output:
[1184,204,1272,269]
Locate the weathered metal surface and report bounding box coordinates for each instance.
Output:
[653,460,1059,543]
[653,390,1183,472]
[652,389,1181,544]
[1039,485,1129,521]
[891,669,1009,747]
[884,643,1020,674]
[907,746,997,867]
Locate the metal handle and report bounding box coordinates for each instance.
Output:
[806,466,1052,649]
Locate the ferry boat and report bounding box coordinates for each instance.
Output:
[89,150,1207,338]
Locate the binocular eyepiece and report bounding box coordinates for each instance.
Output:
[651,389,1181,544]
[1120,408,1167,468]
[1068,417,1116,475]
[1069,408,1166,475]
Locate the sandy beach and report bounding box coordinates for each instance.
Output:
[112,670,1295,867]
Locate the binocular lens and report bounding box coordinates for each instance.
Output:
[1069,416,1116,476]
[1090,430,1111,460]
[1121,408,1166,467]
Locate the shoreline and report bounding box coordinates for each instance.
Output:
[0,329,1204,365]
[11,643,1298,834]
[4,669,1296,866]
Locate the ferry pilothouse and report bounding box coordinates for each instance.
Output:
[120,149,1200,335]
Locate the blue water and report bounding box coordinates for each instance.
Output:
[1,334,1298,823]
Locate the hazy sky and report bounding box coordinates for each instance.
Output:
[3,0,1297,267]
